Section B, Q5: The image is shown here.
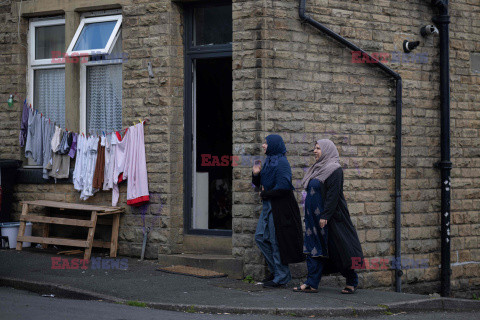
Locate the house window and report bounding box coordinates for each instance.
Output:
[70,14,123,135]
[67,15,122,56]
[28,18,66,128]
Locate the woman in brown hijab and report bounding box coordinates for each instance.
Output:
[294,139,363,294]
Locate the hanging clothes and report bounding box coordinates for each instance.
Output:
[103,133,116,191]
[19,101,29,147]
[92,136,106,190]
[25,110,43,165]
[112,129,129,206]
[80,136,99,200]
[50,126,62,153]
[47,153,70,179]
[41,118,55,179]
[68,133,78,158]
[73,135,86,191]
[123,122,149,206]
[58,131,71,155]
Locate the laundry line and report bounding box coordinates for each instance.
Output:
[22,99,150,137]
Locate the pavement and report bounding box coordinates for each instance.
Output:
[0,250,479,318]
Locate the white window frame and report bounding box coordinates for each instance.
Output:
[26,18,65,168]
[27,18,65,107]
[66,14,122,56]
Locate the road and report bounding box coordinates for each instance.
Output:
[0,287,475,320]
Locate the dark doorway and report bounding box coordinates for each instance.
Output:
[195,58,232,230]
[184,2,232,235]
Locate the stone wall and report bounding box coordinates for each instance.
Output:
[232,0,479,298]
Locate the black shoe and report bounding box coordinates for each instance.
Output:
[261,274,274,283]
[262,280,286,288]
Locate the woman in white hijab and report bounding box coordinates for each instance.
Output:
[293,139,364,294]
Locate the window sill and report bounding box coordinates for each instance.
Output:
[17,168,73,184]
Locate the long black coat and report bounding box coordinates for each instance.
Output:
[253,174,305,265]
[320,168,364,273]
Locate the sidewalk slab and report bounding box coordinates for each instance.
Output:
[1,250,478,317]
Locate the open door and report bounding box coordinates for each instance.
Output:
[184,3,232,235]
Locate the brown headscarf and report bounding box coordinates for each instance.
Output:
[301,139,341,189]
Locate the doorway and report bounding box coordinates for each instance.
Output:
[184,3,232,235]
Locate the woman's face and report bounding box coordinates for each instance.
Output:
[314,143,322,161]
[262,141,268,154]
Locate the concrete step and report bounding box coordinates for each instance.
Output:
[158,254,244,280]
[182,235,232,255]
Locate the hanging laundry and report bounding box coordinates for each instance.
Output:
[57,129,68,154]
[123,122,149,206]
[103,133,116,191]
[73,134,86,191]
[47,153,70,179]
[68,133,78,159]
[112,129,129,206]
[19,100,29,147]
[92,136,106,190]
[25,110,43,165]
[51,126,62,153]
[58,131,71,155]
[19,102,150,205]
[80,136,99,200]
[41,117,55,179]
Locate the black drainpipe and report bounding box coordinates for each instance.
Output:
[431,0,452,297]
[299,0,404,292]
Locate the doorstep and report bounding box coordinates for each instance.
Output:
[157,254,244,280]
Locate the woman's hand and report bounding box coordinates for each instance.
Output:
[320,219,328,228]
[253,163,261,175]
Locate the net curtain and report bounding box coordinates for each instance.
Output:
[86,64,122,134]
[34,68,66,127]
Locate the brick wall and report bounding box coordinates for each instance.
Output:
[232,0,479,298]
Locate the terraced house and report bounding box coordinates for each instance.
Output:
[0,0,479,298]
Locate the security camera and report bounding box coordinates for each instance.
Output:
[421,25,439,37]
[403,40,420,53]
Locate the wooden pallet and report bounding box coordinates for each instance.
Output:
[16,200,124,260]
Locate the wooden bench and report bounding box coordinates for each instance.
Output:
[16,200,124,260]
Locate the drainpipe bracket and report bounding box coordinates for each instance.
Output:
[432,15,450,25]
[396,269,403,277]
[434,160,453,170]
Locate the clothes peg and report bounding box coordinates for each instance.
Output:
[138,118,142,124]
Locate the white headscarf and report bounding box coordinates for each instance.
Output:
[301,139,341,189]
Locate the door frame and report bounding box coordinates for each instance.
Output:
[183,2,233,236]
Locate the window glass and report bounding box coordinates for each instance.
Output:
[86,64,122,133]
[34,68,65,127]
[35,25,65,60]
[73,21,116,51]
[194,5,232,46]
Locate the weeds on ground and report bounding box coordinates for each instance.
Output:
[473,294,480,300]
[186,305,196,313]
[126,301,147,308]
[242,275,255,284]
[378,304,393,315]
